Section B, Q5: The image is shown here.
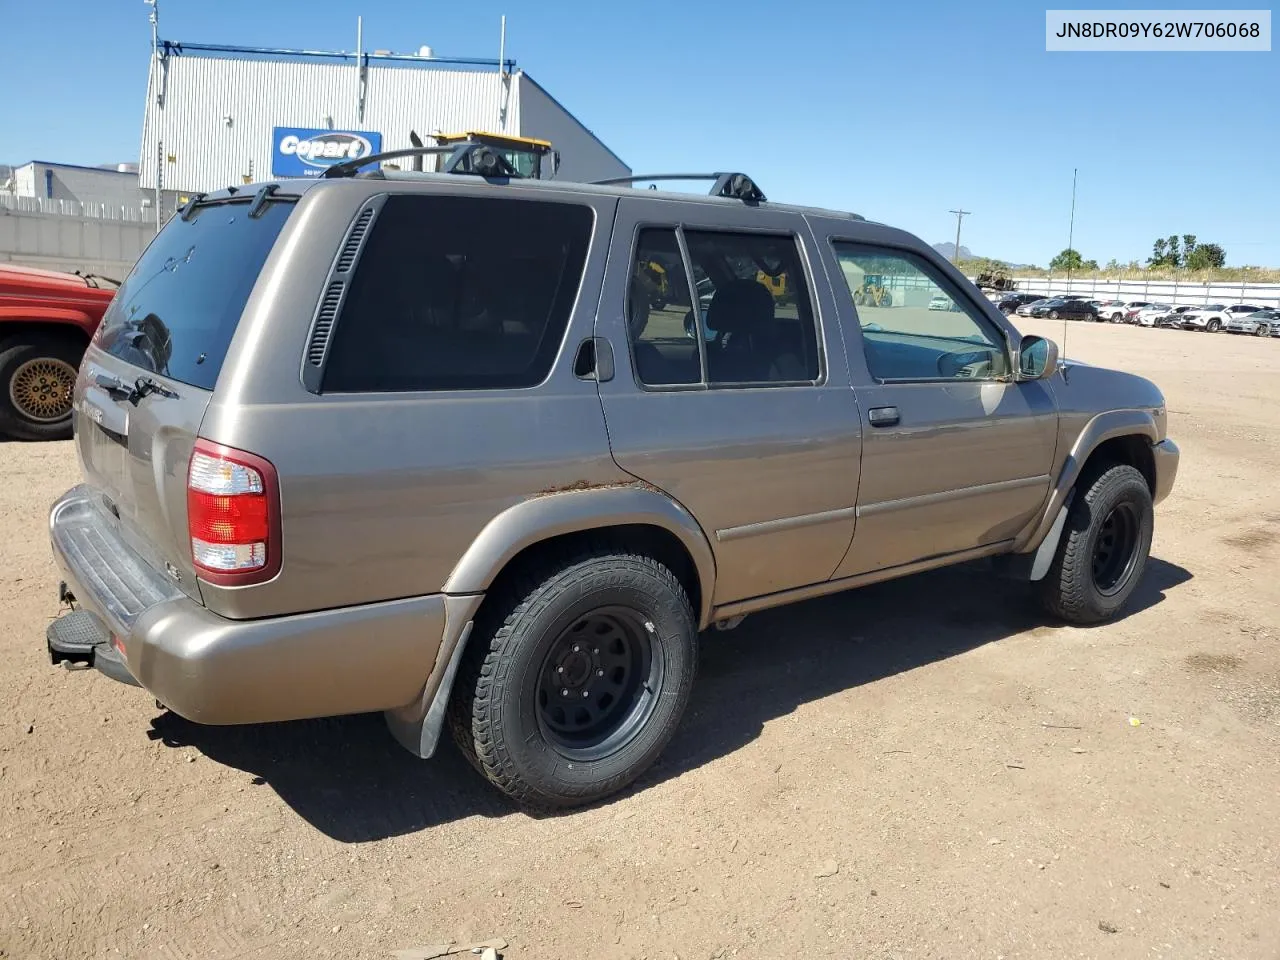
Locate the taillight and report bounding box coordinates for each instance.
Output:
[186,439,282,586]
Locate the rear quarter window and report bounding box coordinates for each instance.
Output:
[321,194,594,392]
[93,198,295,391]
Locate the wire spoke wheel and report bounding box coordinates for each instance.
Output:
[1091,501,1141,596]
[535,606,661,762]
[9,357,77,423]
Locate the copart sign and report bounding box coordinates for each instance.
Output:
[271,127,383,177]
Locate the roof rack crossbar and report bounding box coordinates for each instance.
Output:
[589,172,766,203]
[321,142,527,181]
[322,146,454,179]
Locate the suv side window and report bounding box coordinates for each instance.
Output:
[831,243,1010,382]
[685,231,819,384]
[625,228,820,387]
[322,195,593,392]
[627,229,700,386]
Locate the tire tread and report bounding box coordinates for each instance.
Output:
[448,543,695,810]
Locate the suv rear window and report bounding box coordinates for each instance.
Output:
[321,194,594,392]
[93,198,295,391]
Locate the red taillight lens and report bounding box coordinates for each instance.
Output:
[187,439,281,585]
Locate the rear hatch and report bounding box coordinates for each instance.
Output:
[73,191,297,602]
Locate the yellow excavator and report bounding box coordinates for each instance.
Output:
[406,129,560,179]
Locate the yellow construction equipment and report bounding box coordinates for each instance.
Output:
[428,130,558,179]
[852,274,893,307]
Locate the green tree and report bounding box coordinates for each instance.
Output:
[1185,242,1226,270]
[1104,258,1121,271]
[1182,234,1198,259]
[1148,236,1186,269]
[1082,259,1099,271]
[1049,248,1085,272]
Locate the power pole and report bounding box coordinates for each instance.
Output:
[145,0,161,233]
[949,209,971,263]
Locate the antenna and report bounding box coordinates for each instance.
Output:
[1063,167,1078,364]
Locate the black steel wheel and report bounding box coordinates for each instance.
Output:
[535,607,661,762]
[1038,463,1154,624]
[1091,501,1142,596]
[449,547,698,810]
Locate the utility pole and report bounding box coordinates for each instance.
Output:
[145,0,161,233]
[948,208,970,263]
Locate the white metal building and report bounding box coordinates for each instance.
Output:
[3,160,181,216]
[139,41,630,197]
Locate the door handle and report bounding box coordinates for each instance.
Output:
[868,406,899,427]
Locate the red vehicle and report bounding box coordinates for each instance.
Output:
[0,264,119,440]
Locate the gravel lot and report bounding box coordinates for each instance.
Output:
[2,318,1277,960]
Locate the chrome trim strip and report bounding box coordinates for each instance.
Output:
[856,474,1050,518]
[716,505,858,542]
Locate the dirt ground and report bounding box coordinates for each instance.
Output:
[2,318,1277,960]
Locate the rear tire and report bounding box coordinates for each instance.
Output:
[449,547,698,810]
[1254,325,1269,337]
[1207,319,1221,333]
[1049,310,1060,320]
[0,334,85,441]
[1037,464,1153,625]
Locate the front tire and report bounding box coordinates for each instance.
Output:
[0,334,85,441]
[1049,310,1060,320]
[449,547,698,810]
[1254,325,1269,337]
[1037,464,1153,625]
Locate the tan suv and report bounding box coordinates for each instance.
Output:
[44,146,1179,810]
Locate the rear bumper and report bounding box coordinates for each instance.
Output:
[1152,437,1179,506]
[48,486,452,725]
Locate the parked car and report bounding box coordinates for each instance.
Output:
[1097,300,1153,322]
[1180,303,1264,332]
[1027,298,1098,321]
[1016,298,1052,317]
[1131,304,1173,326]
[994,292,1044,314]
[929,293,961,311]
[1144,305,1193,328]
[42,152,1179,811]
[0,264,119,440]
[1225,308,1280,336]
[1094,299,1127,321]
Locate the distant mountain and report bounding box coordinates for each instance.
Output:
[932,242,1034,270]
[932,242,974,260]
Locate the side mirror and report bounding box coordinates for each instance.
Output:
[1017,334,1060,381]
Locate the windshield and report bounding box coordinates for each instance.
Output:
[93,198,296,391]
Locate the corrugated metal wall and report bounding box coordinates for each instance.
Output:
[515,76,629,183]
[139,51,628,192]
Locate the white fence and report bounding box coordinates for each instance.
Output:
[974,274,1280,310]
[0,193,150,223]
[0,201,156,280]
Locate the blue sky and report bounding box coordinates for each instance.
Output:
[4,0,1277,267]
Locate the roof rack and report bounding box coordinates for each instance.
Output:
[589,172,766,203]
[322,130,560,181]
